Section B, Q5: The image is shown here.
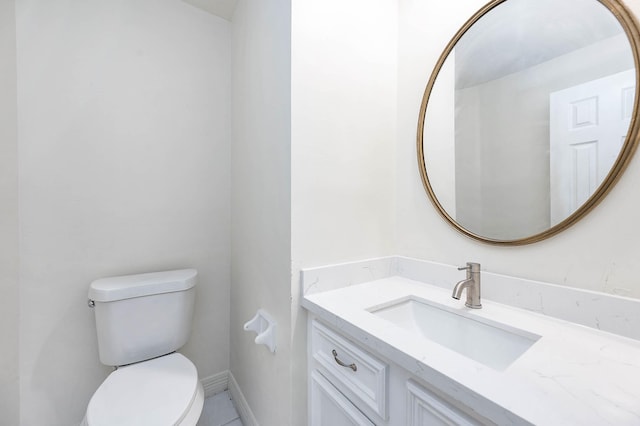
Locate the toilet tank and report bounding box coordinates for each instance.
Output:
[88,269,197,366]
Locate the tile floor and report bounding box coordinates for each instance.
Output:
[197,391,243,426]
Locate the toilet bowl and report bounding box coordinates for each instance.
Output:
[83,353,204,426]
[84,269,203,425]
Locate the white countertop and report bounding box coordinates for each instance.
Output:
[302,276,640,425]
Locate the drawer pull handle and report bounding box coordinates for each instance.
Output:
[332,349,357,372]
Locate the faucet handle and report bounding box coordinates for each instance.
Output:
[458,262,480,272]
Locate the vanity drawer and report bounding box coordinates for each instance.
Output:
[310,320,388,420]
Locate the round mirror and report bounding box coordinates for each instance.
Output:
[418,0,640,245]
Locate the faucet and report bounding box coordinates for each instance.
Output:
[452,262,482,309]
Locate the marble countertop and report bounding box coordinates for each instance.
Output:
[302,276,640,425]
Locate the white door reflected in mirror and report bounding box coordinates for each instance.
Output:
[550,69,635,224]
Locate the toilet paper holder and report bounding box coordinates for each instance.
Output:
[243,309,277,353]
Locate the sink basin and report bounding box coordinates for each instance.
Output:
[369,297,540,370]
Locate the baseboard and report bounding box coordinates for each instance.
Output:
[200,370,258,425]
[228,371,259,426]
[200,370,229,398]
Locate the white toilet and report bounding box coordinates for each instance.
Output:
[83,269,204,426]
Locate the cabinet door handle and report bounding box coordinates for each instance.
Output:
[332,349,357,372]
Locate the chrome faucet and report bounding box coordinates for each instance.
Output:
[452,262,482,309]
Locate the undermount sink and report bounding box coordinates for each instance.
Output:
[369,297,540,370]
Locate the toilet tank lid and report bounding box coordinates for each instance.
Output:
[89,269,197,302]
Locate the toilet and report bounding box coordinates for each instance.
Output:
[83,269,204,426]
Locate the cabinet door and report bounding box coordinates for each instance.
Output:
[406,380,479,426]
[310,370,375,426]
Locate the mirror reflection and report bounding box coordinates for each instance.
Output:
[421,0,637,242]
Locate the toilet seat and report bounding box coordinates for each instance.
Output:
[85,353,203,426]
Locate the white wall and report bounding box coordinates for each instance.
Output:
[398,0,640,298]
[291,0,397,423]
[230,1,292,425]
[0,0,19,423]
[291,0,397,277]
[16,0,231,423]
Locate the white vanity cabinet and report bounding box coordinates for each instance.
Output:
[308,317,483,426]
[303,259,640,425]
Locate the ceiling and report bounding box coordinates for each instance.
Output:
[181,0,237,21]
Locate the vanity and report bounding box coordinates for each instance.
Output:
[301,257,640,425]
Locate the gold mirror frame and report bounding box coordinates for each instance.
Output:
[417,0,640,246]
